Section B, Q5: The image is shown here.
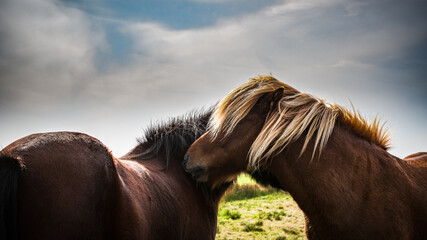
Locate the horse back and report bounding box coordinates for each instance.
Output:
[404,152,427,167]
[0,132,119,240]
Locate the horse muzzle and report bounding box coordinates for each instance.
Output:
[182,154,208,182]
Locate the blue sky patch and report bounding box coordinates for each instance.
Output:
[63,0,279,29]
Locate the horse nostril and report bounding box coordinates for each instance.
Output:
[182,154,190,168]
[182,155,206,180]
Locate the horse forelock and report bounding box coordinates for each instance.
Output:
[208,75,292,139]
[208,75,391,169]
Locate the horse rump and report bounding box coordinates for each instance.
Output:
[0,154,24,240]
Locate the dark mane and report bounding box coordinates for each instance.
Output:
[138,107,232,201]
[138,108,212,168]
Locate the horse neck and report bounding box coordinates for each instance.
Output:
[267,122,416,231]
[119,146,222,239]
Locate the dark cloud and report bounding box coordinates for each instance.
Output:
[1,0,426,156]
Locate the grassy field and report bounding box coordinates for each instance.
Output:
[216,174,306,240]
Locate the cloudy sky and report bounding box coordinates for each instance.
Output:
[1,0,426,158]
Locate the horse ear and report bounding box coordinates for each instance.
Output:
[272,88,284,103]
[269,88,284,111]
[257,88,284,113]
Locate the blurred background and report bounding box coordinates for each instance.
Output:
[1,0,426,157]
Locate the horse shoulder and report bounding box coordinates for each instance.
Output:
[114,158,182,238]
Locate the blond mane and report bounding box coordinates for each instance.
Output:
[208,76,391,168]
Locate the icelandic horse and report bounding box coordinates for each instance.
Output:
[184,76,427,240]
[0,110,231,240]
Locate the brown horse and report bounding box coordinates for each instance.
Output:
[0,110,231,240]
[184,76,427,240]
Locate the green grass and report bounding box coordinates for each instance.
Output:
[237,174,257,185]
[220,209,242,220]
[216,174,306,240]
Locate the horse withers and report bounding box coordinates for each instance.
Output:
[0,109,231,240]
[404,152,427,167]
[183,76,427,240]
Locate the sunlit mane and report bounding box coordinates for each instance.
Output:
[208,76,391,168]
